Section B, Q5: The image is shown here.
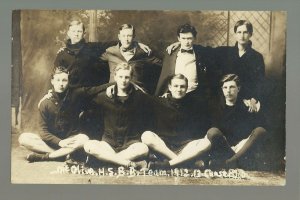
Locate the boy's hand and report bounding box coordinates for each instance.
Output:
[166,42,180,55]
[38,89,53,108]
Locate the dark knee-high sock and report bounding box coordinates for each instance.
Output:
[207,128,235,160]
[226,127,267,164]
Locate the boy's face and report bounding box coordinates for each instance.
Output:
[178,32,194,50]
[168,78,188,99]
[67,24,85,44]
[115,69,132,90]
[51,72,69,93]
[222,80,240,102]
[118,28,134,49]
[235,25,252,45]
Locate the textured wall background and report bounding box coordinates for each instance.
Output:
[12,10,286,166]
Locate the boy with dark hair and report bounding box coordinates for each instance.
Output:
[142,74,211,169]
[177,23,198,38]
[100,23,162,95]
[54,20,153,137]
[215,20,265,113]
[155,23,217,99]
[205,74,267,169]
[19,67,89,162]
[166,20,265,113]
[55,20,152,88]
[19,67,111,162]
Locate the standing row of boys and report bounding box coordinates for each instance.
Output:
[18,19,267,170]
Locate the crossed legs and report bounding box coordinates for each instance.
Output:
[206,127,267,166]
[84,140,149,167]
[18,132,89,161]
[141,131,211,167]
[18,132,55,153]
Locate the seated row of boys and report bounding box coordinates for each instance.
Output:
[19,62,267,170]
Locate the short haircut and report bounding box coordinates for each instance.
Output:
[220,74,241,87]
[234,20,253,35]
[114,62,134,76]
[51,66,69,79]
[168,74,188,86]
[119,24,135,37]
[177,23,197,38]
[68,20,85,32]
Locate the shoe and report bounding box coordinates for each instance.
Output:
[65,158,86,166]
[26,152,50,163]
[65,153,88,166]
[148,159,170,170]
[208,159,226,171]
[148,153,159,162]
[68,149,88,163]
[194,160,205,170]
[134,160,148,170]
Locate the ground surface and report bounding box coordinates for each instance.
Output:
[11,133,285,185]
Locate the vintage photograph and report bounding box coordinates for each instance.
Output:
[11,10,286,185]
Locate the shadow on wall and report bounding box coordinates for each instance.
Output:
[19,10,89,131]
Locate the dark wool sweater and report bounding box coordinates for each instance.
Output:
[92,85,154,148]
[38,84,111,146]
[152,95,211,146]
[214,42,265,101]
[54,39,117,88]
[212,100,266,146]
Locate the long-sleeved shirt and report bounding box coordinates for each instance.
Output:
[151,95,210,146]
[212,99,266,146]
[155,44,218,98]
[92,84,154,148]
[214,42,265,102]
[54,39,117,88]
[38,84,111,146]
[101,43,162,94]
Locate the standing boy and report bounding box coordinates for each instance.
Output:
[155,23,217,99]
[101,24,161,94]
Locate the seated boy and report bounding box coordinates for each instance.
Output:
[141,74,211,169]
[83,63,152,169]
[18,67,110,162]
[204,74,267,169]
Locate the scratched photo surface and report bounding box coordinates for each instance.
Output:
[11,10,286,185]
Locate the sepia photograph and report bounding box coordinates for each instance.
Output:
[11,10,286,185]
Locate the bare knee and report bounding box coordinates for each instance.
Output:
[132,143,149,156]
[18,132,37,146]
[18,133,28,145]
[141,131,157,146]
[84,140,97,153]
[84,140,105,155]
[75,133,89,142]
[195,137,211,148]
